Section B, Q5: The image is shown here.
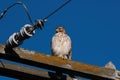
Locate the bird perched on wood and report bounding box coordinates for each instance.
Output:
[51,26,72,60]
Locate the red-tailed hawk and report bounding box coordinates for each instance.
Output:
[51,26,72,60]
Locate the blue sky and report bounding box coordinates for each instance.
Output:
[0,0,120,79]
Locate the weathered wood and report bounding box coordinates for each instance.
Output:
[0,44,116,80]
[0,61,50,80]
[0,61,73,80]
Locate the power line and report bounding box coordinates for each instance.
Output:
[43,0,72,20]
[0,0,72,25]
[0,2,34,25]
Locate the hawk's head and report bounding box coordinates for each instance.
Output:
[56,26,66,34]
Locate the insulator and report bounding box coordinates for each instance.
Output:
[5,24,35,49]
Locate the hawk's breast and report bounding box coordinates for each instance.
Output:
[52,33,71,56]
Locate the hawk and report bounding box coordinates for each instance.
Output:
[51,26,72,60]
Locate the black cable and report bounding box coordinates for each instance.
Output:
[43,0,72,20]
[0,1,34,25]
[0,0,72,25]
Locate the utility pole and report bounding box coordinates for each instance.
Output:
[0,43,120,80]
